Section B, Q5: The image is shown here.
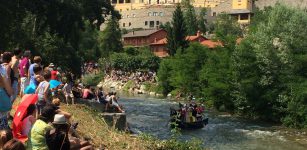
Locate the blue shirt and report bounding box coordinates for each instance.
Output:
[29,63,38,86]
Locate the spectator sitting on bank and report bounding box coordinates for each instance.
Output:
[72,83,82,98]
[82,85,95,100]
[21,104,36,136]
[46,114,93,150]
[109,92,124,113]
[96,87,106,104]
[0,129,13,148]
[27,105,57,150]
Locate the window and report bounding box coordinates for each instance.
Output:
[120,9,122,12]
[119,0,124,3]
[156,21,160,25]
[212,12,216,17]
[123,23,125,27]
[150,21,155,27]
[148,12,152,16]
[240,14,249,20]
[129,22,131,26]
[145,21,148,26]
[153,12,158,16]
[160,12,164,16]
[111,0,117,4]
[133,14,136,17]
[127,15,129,18]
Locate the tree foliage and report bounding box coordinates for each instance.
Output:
[0,0,119,75]
[109,47,160,72]
[158,4,307,128]
[99,17,123,56]
[167,4,189,56]
[183,3,198,35]
[198,8,207,34]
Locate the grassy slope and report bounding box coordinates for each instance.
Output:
[12,98,203,150]
[61,104,150,150]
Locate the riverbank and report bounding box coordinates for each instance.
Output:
[101,77,163,97]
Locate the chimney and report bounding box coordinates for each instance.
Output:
[196,30,201,37]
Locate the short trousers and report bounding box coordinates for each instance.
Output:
[112,101,119,107]
[65,93,74,98]
[20,77,29,94]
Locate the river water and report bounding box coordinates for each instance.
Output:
[119,95,307,150]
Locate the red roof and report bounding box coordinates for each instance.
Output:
[201,40,223,48]
[150,38,167,45]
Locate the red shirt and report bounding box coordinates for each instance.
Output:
[51,70,58,80]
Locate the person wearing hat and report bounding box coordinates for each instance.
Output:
[46,114,93,150]
[45,114,70,150]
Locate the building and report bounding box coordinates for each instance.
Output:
[122,29,167,47]
[111,0,228,12]
[119,6,175,30]
[229,0,253,24]
[150,31,221,57]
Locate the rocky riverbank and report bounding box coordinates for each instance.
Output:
[99,78,163,97]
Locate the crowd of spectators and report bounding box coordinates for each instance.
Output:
[0,49,94,150]
[104,70,157,91]
[81,62,99,75]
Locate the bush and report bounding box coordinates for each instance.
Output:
[140,134,203,150]
[82,72,104,86]
[123,80,135,91]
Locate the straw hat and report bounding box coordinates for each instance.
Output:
[52,114,67,124]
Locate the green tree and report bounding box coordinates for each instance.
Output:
[214,13,242,49]
[234,4,307,126]
[183,3,198,35]
[99,17,123,56]
[198,8,207,34]
[167,4,189,56]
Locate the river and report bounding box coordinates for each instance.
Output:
[119,94,307,150]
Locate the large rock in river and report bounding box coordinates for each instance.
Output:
[100,113,127,131]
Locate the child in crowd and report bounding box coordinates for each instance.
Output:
[35,71,51,115]
[21,104,36,136]
[32,65,44,86]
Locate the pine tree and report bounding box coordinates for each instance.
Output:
[184,4,198,35]
[198,8,207,34]
[167,4,188,56]
[99,17,123,55]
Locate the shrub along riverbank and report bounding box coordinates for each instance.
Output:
[157,4,307,128]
